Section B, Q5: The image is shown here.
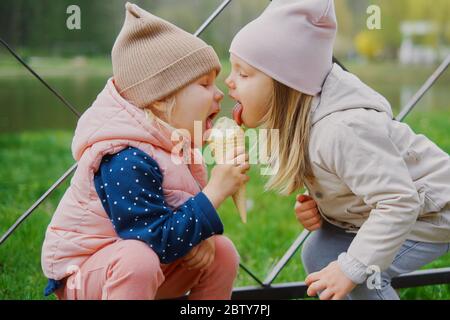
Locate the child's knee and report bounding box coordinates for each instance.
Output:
[301,227,352,274]
[113,240,163,283]
[301,235,331,274]
[301,240,317,274]
[213,236,240,275]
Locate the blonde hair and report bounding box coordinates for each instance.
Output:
[261,80,314,195]
[144,96,177,129]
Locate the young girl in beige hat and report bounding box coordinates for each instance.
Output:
[41,2,249,300]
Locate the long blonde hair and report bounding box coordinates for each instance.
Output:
[261,80,314,195]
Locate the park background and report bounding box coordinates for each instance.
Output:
[0,0,449,299]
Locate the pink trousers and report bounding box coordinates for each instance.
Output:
[55,235,239,300]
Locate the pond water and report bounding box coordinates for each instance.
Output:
[0,68,448,133]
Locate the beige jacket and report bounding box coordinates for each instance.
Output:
[305,64,450,282]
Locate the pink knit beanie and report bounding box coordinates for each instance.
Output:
[230,0,337,96]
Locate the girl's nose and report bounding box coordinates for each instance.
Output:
[225,75,235,89]
[215,87,224,102]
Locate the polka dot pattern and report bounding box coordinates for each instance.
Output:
[94,147,224,263]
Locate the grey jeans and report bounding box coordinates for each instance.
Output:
[301,221,450,300]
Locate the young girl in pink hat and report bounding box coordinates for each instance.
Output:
[226,0,450,299]
[41,2,249,300]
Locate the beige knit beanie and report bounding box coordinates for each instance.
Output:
[112,2,221,108]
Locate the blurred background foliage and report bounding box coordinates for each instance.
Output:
[0,0,448,60]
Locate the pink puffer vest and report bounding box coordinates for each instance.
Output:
[41,78,208,280]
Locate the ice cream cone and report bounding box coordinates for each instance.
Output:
[209,117,247,223]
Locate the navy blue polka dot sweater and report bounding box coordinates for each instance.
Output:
[93,147,224,264]
[44,146,224,296]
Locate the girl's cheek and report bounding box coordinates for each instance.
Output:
[235,82,245,99]
[199,93,212,117]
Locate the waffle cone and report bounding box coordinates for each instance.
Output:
[209,118,247,223]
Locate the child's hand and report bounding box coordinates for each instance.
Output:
[203,149,250,209]
[305,261,357,300]
[294,194,322,231]
[181,237,215,271]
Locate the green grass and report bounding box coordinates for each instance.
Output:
[0,109,449,300]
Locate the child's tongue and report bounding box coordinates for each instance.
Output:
[232,102,243,126]
[206,117,213,130]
